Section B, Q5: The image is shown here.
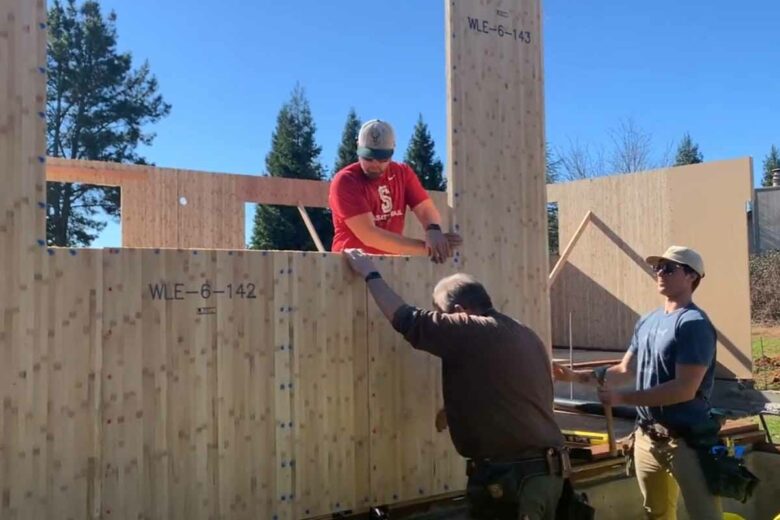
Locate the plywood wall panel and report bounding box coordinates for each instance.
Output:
[666,161,753,378]
[46,250,102,519]
[367,256,464,504]
[121,171,179,249]
[177,171,244,249]
[290,252,369,518]
[214,250,278,519]
[101,249,145,519]
[0,2,48,518]
[446,0,550,345]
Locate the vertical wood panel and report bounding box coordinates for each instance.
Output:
[447,0,550,345]
[101,248,144,519]
[140,248,171,520]
[0,1,47,517]
[291,252,369,518]
[272,253,294,519]
[368,256,464,505]
[47,250,102,519]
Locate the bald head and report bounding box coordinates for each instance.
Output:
[432,273,494,314]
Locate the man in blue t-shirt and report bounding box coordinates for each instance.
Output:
[581,245,721,519]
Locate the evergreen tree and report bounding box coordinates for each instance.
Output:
[250,85,332,250]
[673,133,703,166]
[334,108,361,173]
[762,145,780,187]
[46,0,171,246]
[404,114,446,191]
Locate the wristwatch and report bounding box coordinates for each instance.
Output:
[426,224,442,231]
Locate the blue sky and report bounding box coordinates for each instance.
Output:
[90,0,780,247]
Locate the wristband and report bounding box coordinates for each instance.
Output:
[426,223,442,231]
[364,271,382,282]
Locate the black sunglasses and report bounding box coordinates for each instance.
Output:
[653,262,684,276]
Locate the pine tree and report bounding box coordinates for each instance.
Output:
[250,85,333,250]
[46,0,171,246]
[762,145,780,187]
[673,133,703,166]
[404,114,446,191]
[334,108,361,173]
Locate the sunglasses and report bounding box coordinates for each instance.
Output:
[653,262,684,276]
[360,157,391,164]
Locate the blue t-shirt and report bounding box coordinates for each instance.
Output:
[628,303,717,429]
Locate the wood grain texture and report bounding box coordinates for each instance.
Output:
[0,1,48,518]
[446,0,550,346]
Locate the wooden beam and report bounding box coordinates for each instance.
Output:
[46,157,149,186]
[46,158,332,207]
[235,174,329,208]
[548,211,593,288]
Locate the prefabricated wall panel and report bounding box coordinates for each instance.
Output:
[446,0,550,344]
[548,159,753,379]
[1,1,50,518]
[2,246,467,520]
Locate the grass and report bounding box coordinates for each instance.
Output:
[753,415,780,443]
[751,335,780,361]
[751,325,780,441]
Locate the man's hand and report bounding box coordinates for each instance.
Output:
[343,248,378,278]
[425,228,451,264]
[445,232,463,249]
[552,362,594,384]
[597,386,625,407]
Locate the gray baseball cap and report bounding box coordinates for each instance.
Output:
[357,119,395,160]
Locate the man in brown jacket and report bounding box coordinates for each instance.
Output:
[343,249,569,520]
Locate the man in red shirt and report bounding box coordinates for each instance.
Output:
[329,119,461,263]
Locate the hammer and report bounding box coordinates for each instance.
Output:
[594,367,618,457]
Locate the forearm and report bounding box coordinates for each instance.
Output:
[554,362,590,383]
[412,199,442,229]
[366,277,406,321]
[604,365,635,386]
[619,379,695,407]
[360,227,427,255]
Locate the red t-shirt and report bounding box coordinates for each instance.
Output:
[329,161,430,253]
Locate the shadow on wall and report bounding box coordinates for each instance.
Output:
[550,262,640,352]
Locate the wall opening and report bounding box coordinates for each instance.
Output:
[46,181,122,248]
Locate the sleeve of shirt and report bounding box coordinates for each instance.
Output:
[403,165,431,209]
[675,316,716,366]
[627,318,643,355]
[391,304,481,358]
[330,173,372,219]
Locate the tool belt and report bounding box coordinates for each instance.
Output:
[637,418,760,503]
[466,448,594,519]
[637,419,682,442]
[466,447,571,481]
